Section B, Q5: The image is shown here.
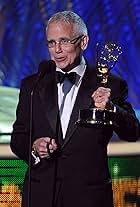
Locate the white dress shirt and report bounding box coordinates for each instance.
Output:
[56,57,86,138]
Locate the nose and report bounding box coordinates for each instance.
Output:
[55,42,62,53]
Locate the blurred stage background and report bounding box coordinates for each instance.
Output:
[0,0,140,206]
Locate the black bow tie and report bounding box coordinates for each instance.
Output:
[56,71,77,84]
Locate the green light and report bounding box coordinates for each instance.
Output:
[113,163,119,176]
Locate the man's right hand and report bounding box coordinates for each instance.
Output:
[32,137,57,159]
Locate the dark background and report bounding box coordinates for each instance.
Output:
[0,0,140,110]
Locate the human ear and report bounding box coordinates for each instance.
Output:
[81,35,89,50]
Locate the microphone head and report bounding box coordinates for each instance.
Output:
[38,59,56,77]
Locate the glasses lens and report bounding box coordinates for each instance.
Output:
[60,38,71,46]
[47,40,55,48]
[47,35,84,48]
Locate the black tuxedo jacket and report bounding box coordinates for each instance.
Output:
[10,62,139,207]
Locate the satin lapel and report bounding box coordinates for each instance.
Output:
[38,72,58,135]
[62,66,98,149]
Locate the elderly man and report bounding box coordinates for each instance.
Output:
[10,11,139,207]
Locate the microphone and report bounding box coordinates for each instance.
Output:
[27,59,56,207]
[33,59,56,88]
[38,59,56,76]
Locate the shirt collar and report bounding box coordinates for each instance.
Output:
[56,57,86,85]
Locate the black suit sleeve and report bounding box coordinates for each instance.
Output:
[10,78,33,163]
[112,79,139,141]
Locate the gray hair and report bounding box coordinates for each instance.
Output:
[46,11,88,36]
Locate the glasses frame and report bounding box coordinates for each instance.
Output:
[47,35,84,48]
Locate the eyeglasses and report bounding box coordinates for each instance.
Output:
[47,35,84,48]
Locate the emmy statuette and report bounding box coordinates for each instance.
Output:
[76,42,122,126]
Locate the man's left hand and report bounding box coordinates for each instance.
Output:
[92,87,111,110]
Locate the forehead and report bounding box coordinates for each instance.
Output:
[46,21,77,39]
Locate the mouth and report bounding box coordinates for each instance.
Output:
[54,57,66,63]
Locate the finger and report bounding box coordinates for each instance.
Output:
[91,91,96,98]
[49,149,54,154]
[33,137,50,149]
[98,87,111,91]
[43,137,52,143]
[51,139,57,149]
[95,97,109,106]
[36,148,47,157]
[40,153,50,159]
[48,143,57,154]
[97,88,111,96]
[95,103,104,109]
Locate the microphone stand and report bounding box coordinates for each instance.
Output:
[28,74,41,207]
[27,61,46,207]
[27,60,56,207]
[27,89,34,207]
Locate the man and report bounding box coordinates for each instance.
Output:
[10,11,139,207]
